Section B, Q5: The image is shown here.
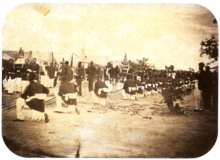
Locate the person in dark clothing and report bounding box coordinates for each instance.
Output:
[30,58,40,80]
[47,63,55,79]
[61,61,73,82]
[76,62,85,96]
[203,66,212,110]
[87,61,96,92]
[21,59,30,80]
[122,74,136,100]
[94,75,109,98]
[134,76,143,94]
[7,59,16,79]
[109,65,117,85]
[194,62,206,110]
[93,75,110,106]
[56,75,80,114]
[14,72,50,123]
[115,65,120,83]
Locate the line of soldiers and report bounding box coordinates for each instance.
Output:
[3,58,39,81]
[121,66,196,100]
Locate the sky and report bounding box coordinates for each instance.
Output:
[2,3,218,70]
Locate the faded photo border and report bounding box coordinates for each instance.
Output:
[1,2,219,159]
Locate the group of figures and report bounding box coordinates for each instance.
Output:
[3,54,218,123]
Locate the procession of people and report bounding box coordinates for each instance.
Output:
[2,48,218,123]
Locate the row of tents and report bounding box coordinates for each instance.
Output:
[2,50,113,68]
[2,50,57,65]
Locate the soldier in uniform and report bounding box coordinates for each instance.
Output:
[93,75,110,106]
[122,74,136,100]
[55,75,80,114]
[76,62,85,96]
[61,61,73,82]
[21,59,31,93]
[13,72,50,123]
[134,76,144,95]
[87,61,96,92]
[7,59,16,79]
[194,62,206,110]
[30,58,40,81]
[47,63,55,79]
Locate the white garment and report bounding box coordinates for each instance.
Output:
[55,95,78,113]
[8,79,15,94]
[3,78,8,90]
[194,80,204,110]
[14,78,22,92]
[105,80,113,91]
[32,110,45,122]
[145,90,152,96]
[121,89,136,100]
[16,97,46,121]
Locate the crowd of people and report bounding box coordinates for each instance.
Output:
[2,54,218,123]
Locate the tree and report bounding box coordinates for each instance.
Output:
[200,35,218,61]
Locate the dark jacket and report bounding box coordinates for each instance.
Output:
[58,81,78,105]
[109,67,117,79]
[94,80,108,98]
[87,65,96,81]
[76,66,85,82]
[21,81,49,112]
[62,65,73,81]
[7,63,16,79]
[134,79,143,94]
[21,63,30,80]
[47,66,55,79]
[204,70,212,91]
[195,70,206,90]
[30,63,39,73]
[123,79,136,95]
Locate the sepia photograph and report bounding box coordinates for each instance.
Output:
[1,2,219,158]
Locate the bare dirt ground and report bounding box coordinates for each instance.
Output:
[2,90,218,158]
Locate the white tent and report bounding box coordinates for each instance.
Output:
[32,52,57,65]
[2,52,15,61]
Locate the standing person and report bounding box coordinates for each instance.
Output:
[7,59,16,79]
[54,63,59,87]
[203,66,212,110]
[21,59,30,93]
[30,58,39,81]
[194,62,206,110]
[7,59,16,94]
[87,61,96,92]
[47,63,55,79]
[76,62,85,96]
[115,65,120,81]
[109,64,117,86]
[13,72,50,123]
[47,63,55,87]
[62,61,73,82]
[55,75,80,114]
[45,61,49,72]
